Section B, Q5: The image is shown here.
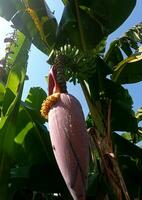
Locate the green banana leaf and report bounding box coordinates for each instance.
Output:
[24,87,47,123]
[88,77,138,132]
[104,79,137,132]
[0,30,31,152]
[105,23,142,84]
[105,23,142,68]
[56,0,136,50]
[112,48,142,84]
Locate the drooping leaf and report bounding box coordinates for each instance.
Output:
[105,23,142,70]
[112,47,142,84]
[56,2,106,50]
[0,0,57,55]
[104,23,142,68]
[101,24,142,128]
[56,0,136,50]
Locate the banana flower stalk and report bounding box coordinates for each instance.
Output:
[41,65,89,200]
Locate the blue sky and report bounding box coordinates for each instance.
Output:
[0,0,142,117]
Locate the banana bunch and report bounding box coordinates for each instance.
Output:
[51,44,97,84]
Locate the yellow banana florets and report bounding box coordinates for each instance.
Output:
[40,93,60,119]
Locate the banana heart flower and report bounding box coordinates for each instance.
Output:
[41,65,89,200]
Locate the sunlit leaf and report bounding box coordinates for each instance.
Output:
[128,46,142,63]
[105,23,142,69]
[0,31,31,198]
[0,30,31,170]
[112,48,142,84]
[15,122,33,145]
[1,31,31,116]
